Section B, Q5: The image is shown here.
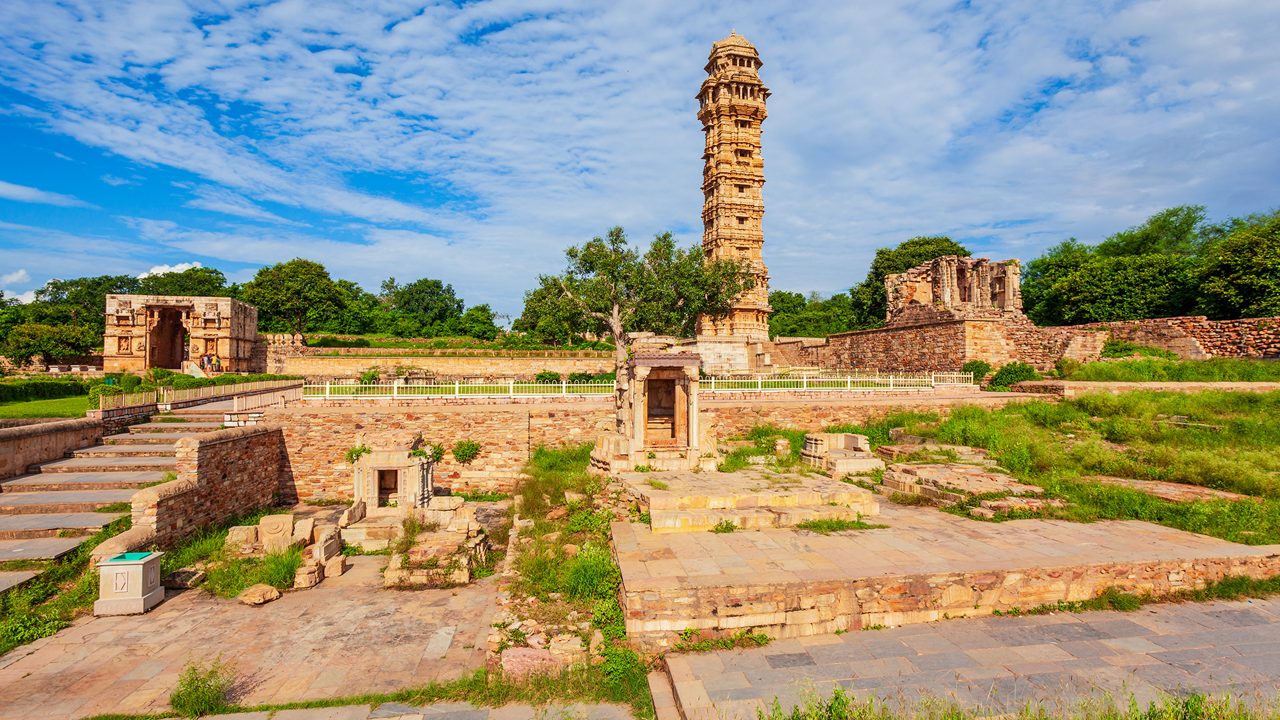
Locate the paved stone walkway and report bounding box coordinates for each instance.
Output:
[0,556,498,720]
[666,598,1280,719]
[203,702,632,719]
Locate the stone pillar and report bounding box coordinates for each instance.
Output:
[685,365,700,455]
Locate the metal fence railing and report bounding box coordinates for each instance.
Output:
[98,390,162,410]
[302,373,974,401]
[162,379,303,405]
[232,385,304,413]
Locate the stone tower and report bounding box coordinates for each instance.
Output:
[695,32,771,340]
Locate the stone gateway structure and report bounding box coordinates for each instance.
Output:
[103,294,262,374]
[695,32,771,341]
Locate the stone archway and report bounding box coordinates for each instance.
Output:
[147,307,187,370]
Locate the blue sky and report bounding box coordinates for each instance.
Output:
[1,1,1278,321]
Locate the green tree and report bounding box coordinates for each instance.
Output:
[1041,255,1198,324]
[1022,239,1094,325]
[768,291,857,338]
[1095,205,1205,257]
[849,236,970,327]
[240,259,343,335]
[137,266,230,297]
[26,275,140,339]
[546,227,752,428]
[1196,211,1280,319]
[2,323,99,365]
[452,304,501,340]
[514,279,600,346]
[387,277,463,336]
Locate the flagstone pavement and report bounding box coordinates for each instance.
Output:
[0,556,497,720]
[666,597,1280,720]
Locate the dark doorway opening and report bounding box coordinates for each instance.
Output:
[645,379,677,447]
[377,469,399,507]
[148,308,186,370]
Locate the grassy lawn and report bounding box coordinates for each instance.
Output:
[0,395,90,418]
[886,390,1280,543]
[1065,356,1280,382]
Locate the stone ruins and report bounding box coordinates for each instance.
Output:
[103,294,263,374]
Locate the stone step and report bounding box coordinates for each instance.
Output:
[104,432,200,445]
[0,512,122,540]
[648,504,868,534]
[72,443,177,459]
[31,456,177,474]
[0,536,83,561]
[648,670,681,720]
[0,570,39,593]
[642,484,876,513]
[129,421,222,434]
[340,519,401,552]
[0,489,135,514]
[0,471,169,493]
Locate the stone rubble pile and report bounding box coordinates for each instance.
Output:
[383,496,490,588]
[881,463,1043,506]
[225,511,349,604]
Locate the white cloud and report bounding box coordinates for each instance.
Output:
[0,0,1276,314]
[137,261,204,278]
[0,268,29,285]
[101,175,136,187]
[0,180,95,208]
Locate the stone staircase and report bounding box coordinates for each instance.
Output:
[0,407,223,592]
[621,470,881,534]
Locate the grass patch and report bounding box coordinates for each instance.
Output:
[203,547,303,598]
[825,411,940,448]
[907,390,1280,543]
[645,479,669,490]
[169,659,236,717]
[94,502,133,514]
[0,516,131,655]
[151,416,189,423]
[458,491,510,502]
[994,574,1280,618]
[672,628,771,653]
[711,519,737,533]
[1067,357,1280,382]
[794,518,887,534]
[755,685,1267,720]
[0,395,90,418]
[303,497,353,507]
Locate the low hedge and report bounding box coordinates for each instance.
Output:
[0,379,89,404]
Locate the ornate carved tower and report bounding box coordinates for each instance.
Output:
[695,32,772,340]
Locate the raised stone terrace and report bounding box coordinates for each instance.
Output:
[614,502,1280,651]
[620,470,880,534]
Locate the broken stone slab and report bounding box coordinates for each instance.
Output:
[431,495,464,511]
[238,583,281,606]
[259,514,295,554]
[313,531,342,564]
[324,555,348,578]
[500,647,559,680]
[292,518,315,546]
[225,525,259,556]
[969,496,1067,519]
[338,500,366,528]
[294,561,323,589]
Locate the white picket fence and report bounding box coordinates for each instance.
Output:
[97,379,305,411]
[302,373,974,400]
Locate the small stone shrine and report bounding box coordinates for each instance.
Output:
[591,352,708,473]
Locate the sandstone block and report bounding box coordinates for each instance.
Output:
[225,525,259,555]
[500,647,558,680]
[339,500,366,527]
[292,518,315,546]
[313,531,342,564]
[432,495,464,511]
[294,561,323,589]
[259,514,295,554]
[238,583,281,606]
[324,555,348,578]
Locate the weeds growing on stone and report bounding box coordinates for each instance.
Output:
[795,518,887,534]
[904,390,1280,543]
[673,628,771,653]
[202,547,303,598]
[94,502,132,514]
[0,516,131,655]
[169,658,236,717]
[711,520,738,533]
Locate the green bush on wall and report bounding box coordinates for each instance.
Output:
[534,371,561,384]
[986,362,1039,391]
[0,379,89,404]
[452,440,482,464]
[960,360,993,382]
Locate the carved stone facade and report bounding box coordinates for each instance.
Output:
[591,352,708,474]
[103,294,261,374]
[695,32,771,341]
[885,256,1023,327]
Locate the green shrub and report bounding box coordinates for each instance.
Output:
[169,659,235,717]
[1101,339,1179,360]
[960,359,992,382]
[1055,357,1082,378]
[87,384,122,409]
[1068,357,1280,383]
[986,362,1039,390]
[308,335,371,348]
[452,440,482,464]
[564,544,620,600]
[567,372,595,383]
[358,368,381,385]
[0,378,88,404]
[118,374,142,392]
[534,371,562,384]
[410,443,446,463]
[711,520,737,533]
[344,445,370,464]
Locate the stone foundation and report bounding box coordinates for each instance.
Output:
[0,418,103,481]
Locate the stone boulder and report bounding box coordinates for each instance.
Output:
[238,583,281,606]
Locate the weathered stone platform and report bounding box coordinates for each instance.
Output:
[620,470,880,534]
[614,504,1280,650]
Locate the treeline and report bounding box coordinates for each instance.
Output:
[768,205,1280,337]
[0,259,500,363]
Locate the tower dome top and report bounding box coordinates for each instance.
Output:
[712,31,756,50]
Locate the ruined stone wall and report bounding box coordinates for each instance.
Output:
[703,394,1023,440]
[0,418,103,481]
[826,321,968,371]
[264,404,616,499]
[1057,316,1280,360]
[93,425,288,559]
[272,352,613,379]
